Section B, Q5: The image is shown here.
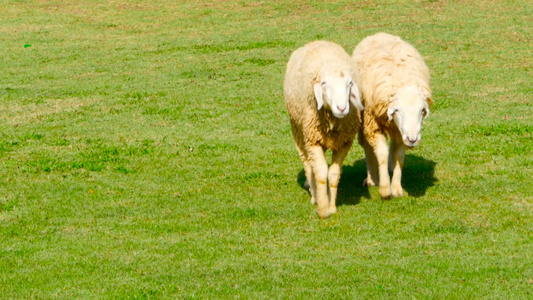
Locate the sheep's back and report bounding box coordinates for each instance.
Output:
[353,33,431,112]
[284,41,359,150]
[284,41,353,112]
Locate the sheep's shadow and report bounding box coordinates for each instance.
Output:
[297,154,437,203]
[400,154,438,197]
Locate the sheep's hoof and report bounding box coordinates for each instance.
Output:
[363,177,376,187]
[391,185,404,197]
[310,196,316,205]
[329,206,337,215]
[317,207,331,219]
[379,185,392,199]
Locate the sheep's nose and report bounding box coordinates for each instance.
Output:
[337,105,346,112]
[408,137,418,144]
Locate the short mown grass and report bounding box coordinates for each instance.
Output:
[1,0,532,298]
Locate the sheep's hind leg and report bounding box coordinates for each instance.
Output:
[308,146,330,218]
[303,160,316,204]
[390,138,405,197]
[363,142,378,187]
[358,128,378,187]
[328,145,350,215]
[295,141,316,204]
[373,133,391,199]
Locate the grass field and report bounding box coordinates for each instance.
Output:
[1,0,532,298]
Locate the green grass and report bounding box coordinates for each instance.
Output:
[1,0,532,298]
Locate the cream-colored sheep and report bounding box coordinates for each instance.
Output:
[352,33,433,198]
[284,40,364,218]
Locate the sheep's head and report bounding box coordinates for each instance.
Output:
[313,63,364,119]
[387,86,432,148]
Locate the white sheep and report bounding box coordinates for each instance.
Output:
[284,40,364,218]
[352,33,433,198]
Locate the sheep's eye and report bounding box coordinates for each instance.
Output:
[421,109,427,116]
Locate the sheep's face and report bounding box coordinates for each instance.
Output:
[313,66,364,119]
[388,86,431,148]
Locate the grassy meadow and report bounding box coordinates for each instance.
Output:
[1,0,532,298]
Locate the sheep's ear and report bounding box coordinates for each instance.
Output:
[313,82,324,110]
[387,106,396,121]
[350,83,364,111]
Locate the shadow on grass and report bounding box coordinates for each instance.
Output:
[401,154,438,197]
[296,154,437,204]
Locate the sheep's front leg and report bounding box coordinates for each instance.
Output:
[389,138,406,197]
[373,133,391,199]
[308,146,330,218]
[328,145,350,215]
